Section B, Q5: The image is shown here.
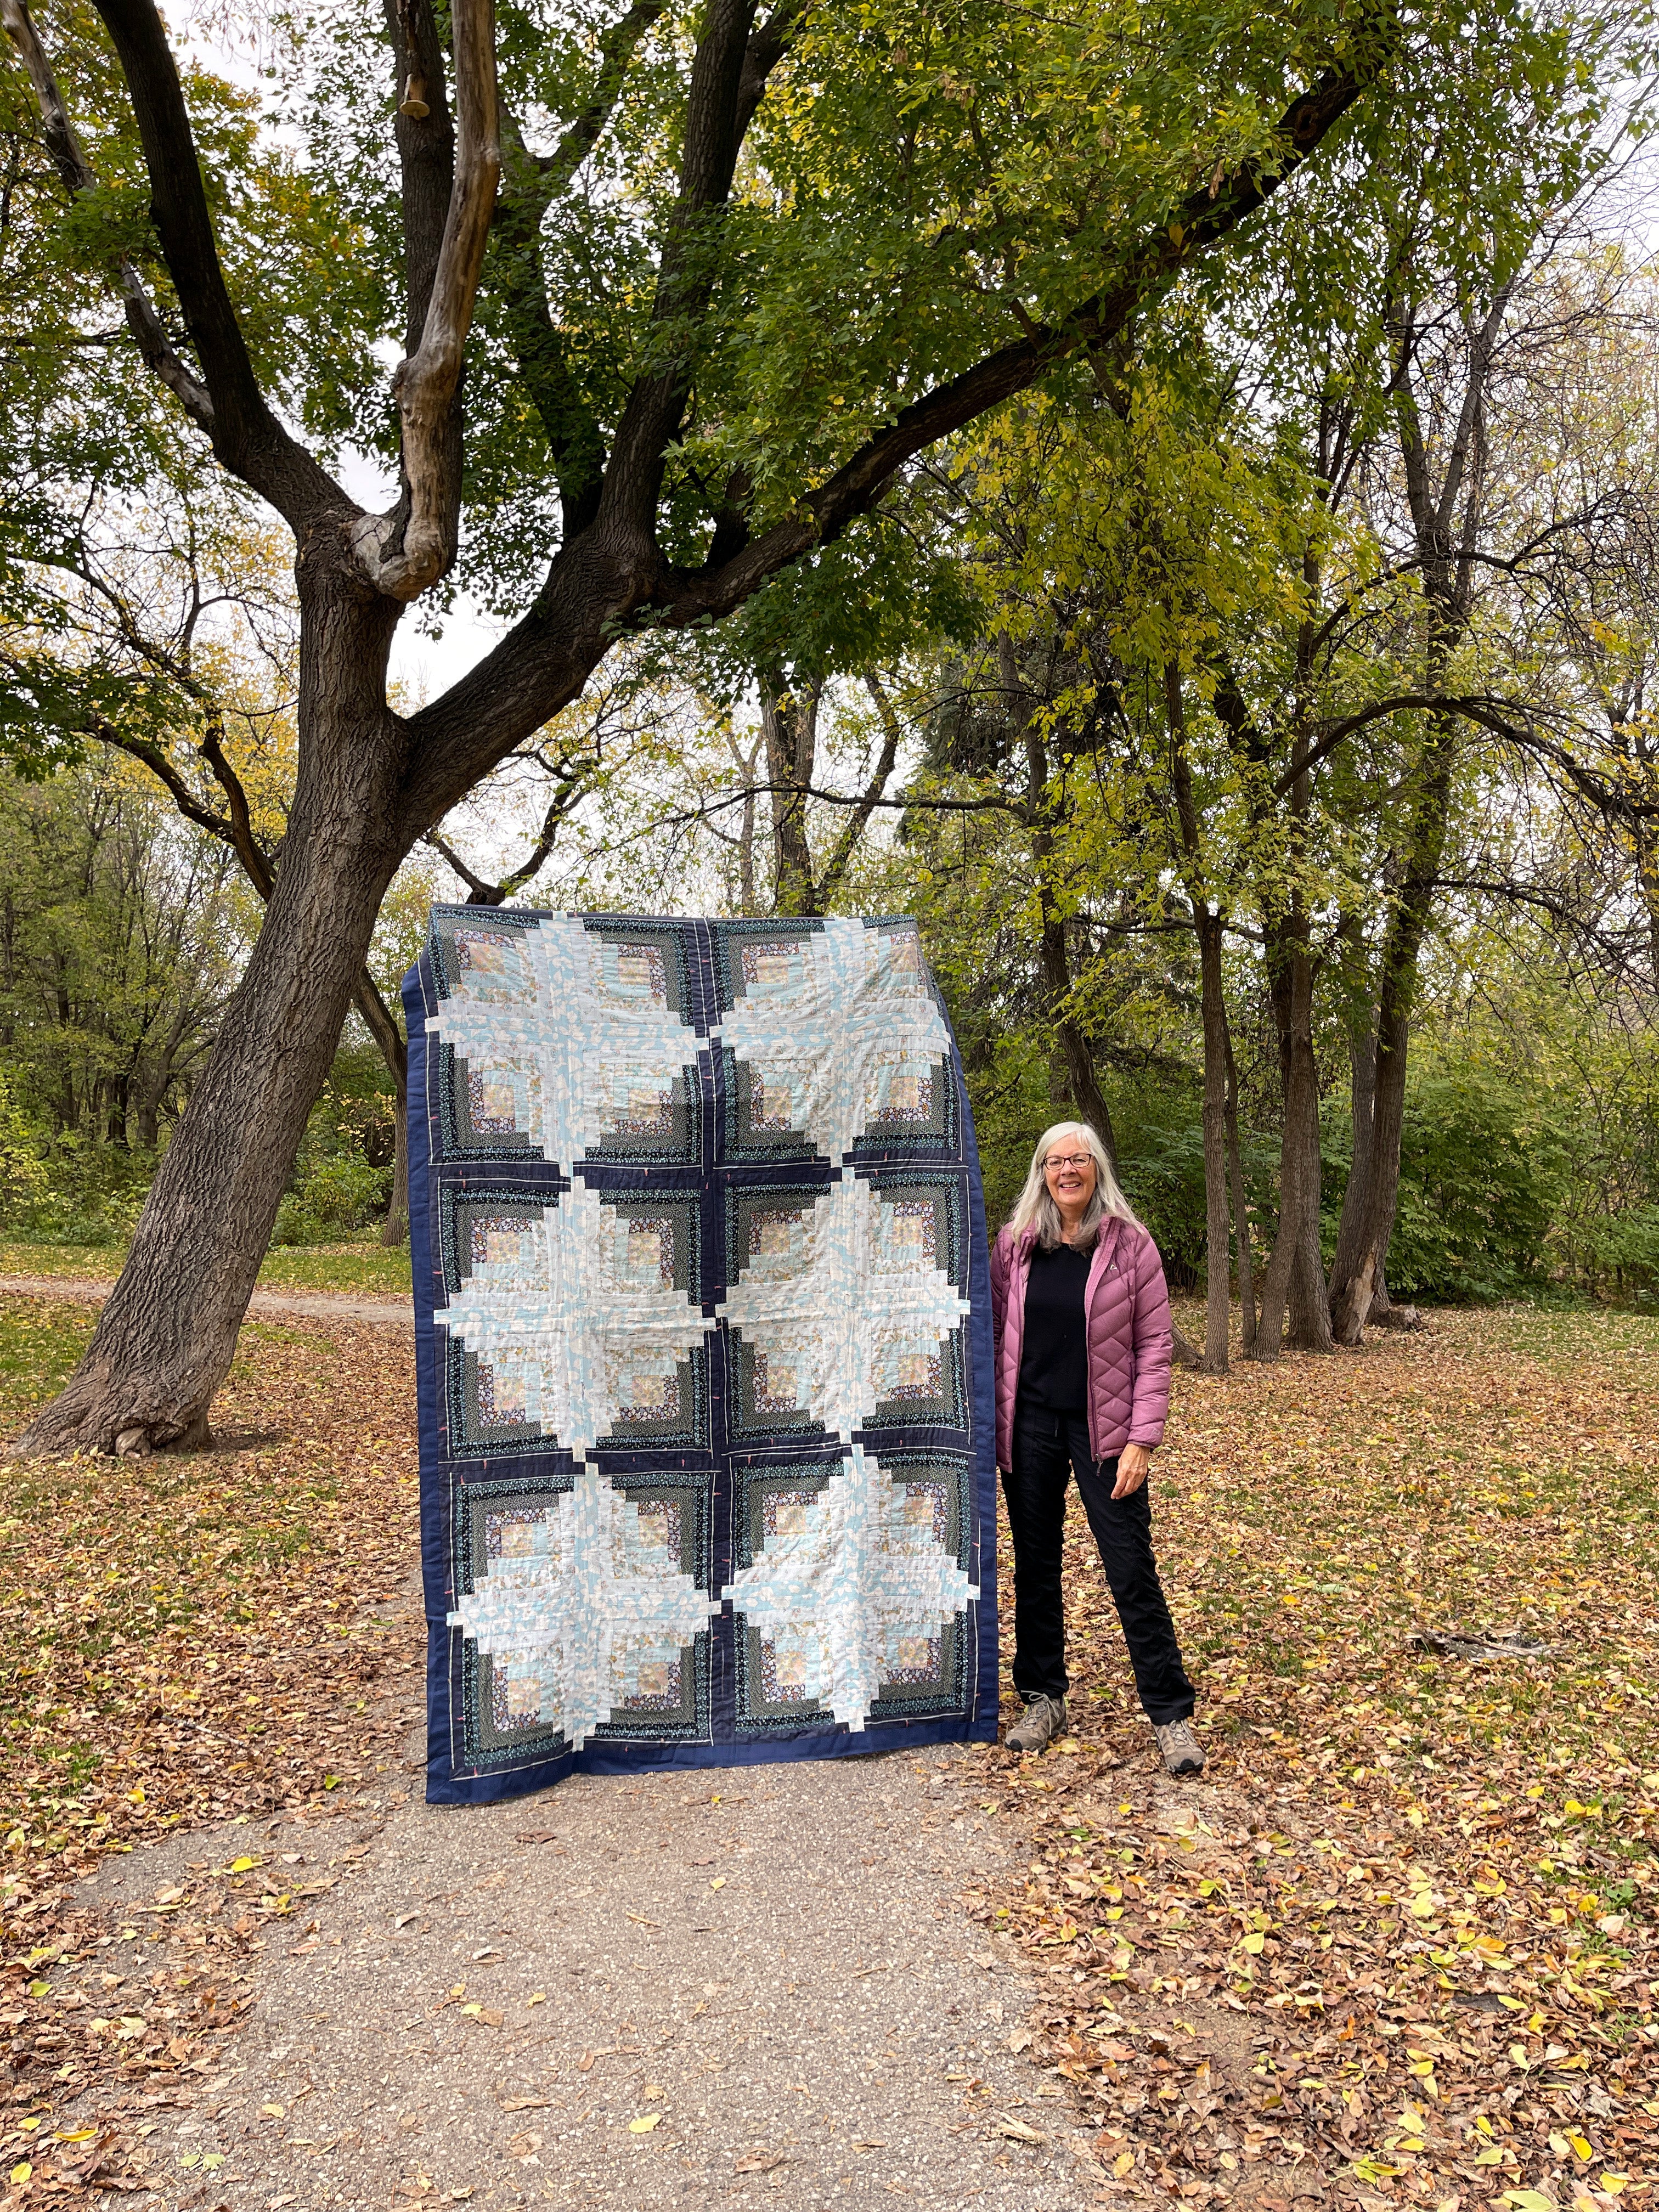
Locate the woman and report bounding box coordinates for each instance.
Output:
[990,1121,1203,1774]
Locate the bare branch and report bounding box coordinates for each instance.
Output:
[354,0,503,597]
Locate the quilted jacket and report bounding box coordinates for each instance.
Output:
[989,1215,1173,1470]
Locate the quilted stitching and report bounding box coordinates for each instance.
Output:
[991,1218,1172,1466]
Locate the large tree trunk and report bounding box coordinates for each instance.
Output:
[1254,917,1331,1357]
[1328,718,1457,1342]
[1166,664,1229,1372]
[13,579,405,1455]
[1223,1018,1256,1356]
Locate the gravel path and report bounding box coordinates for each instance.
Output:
[0,1276,413,1329]
[82,1750,1099,2212]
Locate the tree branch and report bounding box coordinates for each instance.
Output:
[815,671,902,906]
[84,0,343,523]
[487,2,665,532]
[601,0,760,525]
[353,0,502,597]
[1,0,212,423]
[659,55,1380,618]
[385,0,456,356]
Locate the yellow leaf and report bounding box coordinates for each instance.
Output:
[629,2114,661,2134]
[230,1856,257,1873]
[1113,2151,1135,2177]
[1242,1932,1265,1954]
[1601,2176,1629,2195]
[1567,2135,1592,2161]
[709,1877,726,1891]
[527,1991,546,2007]
[10,2163,32,2186]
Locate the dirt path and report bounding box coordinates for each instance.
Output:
[0,1276,413,1329]
[76,1746,1102,2211]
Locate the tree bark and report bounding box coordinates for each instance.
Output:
[1166,662,1229,1373]
[1223,1017,1256,1356]
[760,675,821,917]
[13,569,405,1454]
[1328,718,1457,1342]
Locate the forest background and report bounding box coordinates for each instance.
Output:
[3,0,1659,1386]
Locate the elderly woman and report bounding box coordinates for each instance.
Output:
[990,1121,1203,1774]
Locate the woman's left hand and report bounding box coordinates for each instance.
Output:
[1111,1442,1152,1499]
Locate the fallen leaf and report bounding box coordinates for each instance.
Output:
[628,2114,661,2134]
[997,2117,1045,2143]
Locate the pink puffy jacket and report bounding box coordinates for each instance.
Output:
[989,1216,1173,1470]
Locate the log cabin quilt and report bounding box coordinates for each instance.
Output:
[403,910,998,1802]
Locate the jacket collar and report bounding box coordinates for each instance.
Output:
[1014,1214,1127,1272]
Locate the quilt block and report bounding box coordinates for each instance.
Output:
[404,910,998,1802]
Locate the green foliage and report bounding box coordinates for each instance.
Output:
[6,1133,154,1248]
[272,1154,393,1247]
[271,1047,397,1246]
[0,1069,47,1213]
[1384,1072,1559,1305]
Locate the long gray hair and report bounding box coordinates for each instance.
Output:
[1008,1120,1141,1251]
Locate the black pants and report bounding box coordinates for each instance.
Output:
[1004,1399,1195,1725]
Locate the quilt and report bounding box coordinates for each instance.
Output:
[403,909,998,1803]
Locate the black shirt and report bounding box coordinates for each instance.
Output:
[1018,1240,1092,1411]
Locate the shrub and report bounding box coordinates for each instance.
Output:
[272,1152,393,1246]
[1382,1070,1558,1304]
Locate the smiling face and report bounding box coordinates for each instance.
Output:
[1043,1138,1097,1217]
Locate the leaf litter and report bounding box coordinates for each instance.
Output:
[958,1306,1658,2210]
[4,1293,1656,2209]
[0,1294,422,2201]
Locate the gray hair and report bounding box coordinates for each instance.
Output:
[1008,1120,1141,1251]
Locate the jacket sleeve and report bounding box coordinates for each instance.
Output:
[1127,1229,1173,1448]
[990,1227,1010,1358]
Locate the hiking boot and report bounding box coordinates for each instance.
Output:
[1007,1694,1067,1755]
[1155,1718,1205,1776]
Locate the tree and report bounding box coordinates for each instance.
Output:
[1,0,1586,1451]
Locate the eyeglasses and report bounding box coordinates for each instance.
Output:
[1043,1152,1093,1172]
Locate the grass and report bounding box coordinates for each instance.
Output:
[0,1239,413,1297]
